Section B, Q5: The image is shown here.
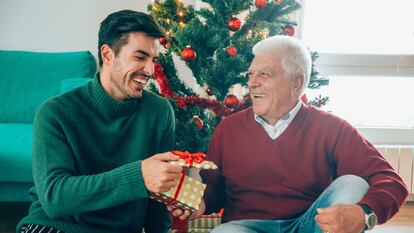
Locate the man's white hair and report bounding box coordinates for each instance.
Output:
[252,35,311,95]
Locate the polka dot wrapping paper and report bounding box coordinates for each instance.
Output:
[150,154,217,211]
[150,175,206,211]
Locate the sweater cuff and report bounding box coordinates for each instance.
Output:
[358,192,400,224]
[110,160,148,203]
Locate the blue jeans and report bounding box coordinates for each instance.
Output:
[211,175,369,233]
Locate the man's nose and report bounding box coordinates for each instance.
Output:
[143,60,154,77]
[248,74,259,88]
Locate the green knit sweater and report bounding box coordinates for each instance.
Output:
[17,75,175,233]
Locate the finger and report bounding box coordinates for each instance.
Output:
[315,213,330,225]
[189,209,204,220]
[172,209,183,217]
[179,209,192,220]
[316,221,331,233]
[160,172,183,183]
[166,205,174,212]
[155,152,180,162]
[158,181,181,192]
[316,208,333,219]
[165,163,184,174]
[318,205,338,214]
[317,208,328,214]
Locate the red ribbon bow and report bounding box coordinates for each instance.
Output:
[171,150,206,168]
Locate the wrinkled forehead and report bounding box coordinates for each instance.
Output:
[249,53,281,70]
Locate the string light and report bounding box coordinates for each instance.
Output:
[259,30,268,38]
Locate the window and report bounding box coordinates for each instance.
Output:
[302,0,414,55]
[301,0,414,144]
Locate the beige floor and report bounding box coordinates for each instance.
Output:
[1,202,413,233]
[370,202,414,233]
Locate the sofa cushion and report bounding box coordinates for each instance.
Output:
[60,77,92,94]
[0,182,33,202]
[0,50,96,123]
[0,123,33,183]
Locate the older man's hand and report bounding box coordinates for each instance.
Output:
[167,199,206,221]
[315,204,366,233]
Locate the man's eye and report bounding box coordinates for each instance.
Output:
[135,56,145,61]
[260,72,271,77]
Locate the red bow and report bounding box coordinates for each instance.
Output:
[171,150,206,168]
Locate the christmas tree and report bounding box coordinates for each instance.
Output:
[148,0,329,153]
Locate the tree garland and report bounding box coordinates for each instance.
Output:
[154,63,250,116]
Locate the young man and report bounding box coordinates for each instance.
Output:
[188,35,408,233]
[17,10,182,233]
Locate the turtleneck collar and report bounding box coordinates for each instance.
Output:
[86,73,139,118]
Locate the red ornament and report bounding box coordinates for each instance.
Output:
[193,115,204,130]
[224,94,239,109]
[255,0,266,8]
[159,37,168,45]
[283,25,295,36]
[275,0,282,4]
[226,46,237,57]
[181,45,196,62]
[159,37,170,49]
[227,17,241,32]
[205,86,213,96]
[301,94,308,103]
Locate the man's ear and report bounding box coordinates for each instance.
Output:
[101,44,114,66]
[292,74,304,97]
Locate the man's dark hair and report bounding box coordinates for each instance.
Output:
[98,10,165,66]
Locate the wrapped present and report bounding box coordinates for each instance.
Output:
[187,229,211,233]
[150,151,217,211]
[188,209,223,231]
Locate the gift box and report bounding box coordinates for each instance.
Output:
[187,212,222,229]
[187,229,211,233]
[150,151,217,211]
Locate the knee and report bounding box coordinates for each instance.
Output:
[327,175,369,205]
[333,174,369,190]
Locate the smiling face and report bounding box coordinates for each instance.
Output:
[248,53,303,125]
[100,32,160,100]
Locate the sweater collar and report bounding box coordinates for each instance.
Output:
[87,73,139,118]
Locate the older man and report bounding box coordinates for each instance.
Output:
[186,35,408,233]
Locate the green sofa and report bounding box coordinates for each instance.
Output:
[0,50,96,202]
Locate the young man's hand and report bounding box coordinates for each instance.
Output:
[141,152,182,193]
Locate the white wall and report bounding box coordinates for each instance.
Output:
[0,0,175,57]
[0,0,152,56]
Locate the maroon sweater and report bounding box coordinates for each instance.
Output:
[200,104,408,224]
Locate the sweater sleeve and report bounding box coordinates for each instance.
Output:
[144,100,175,232]
[200,123,226,214]
[144,199,171,233]
[32,101,148,218]
[333,121,408,224]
